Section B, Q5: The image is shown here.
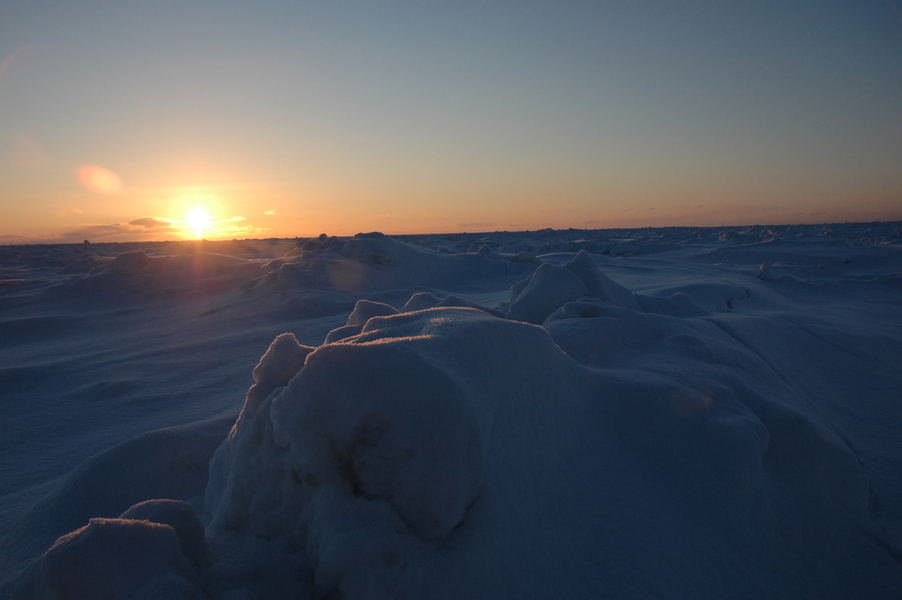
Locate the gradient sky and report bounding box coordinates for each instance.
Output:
[1,1,901,243]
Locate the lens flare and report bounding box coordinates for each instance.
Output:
[76,164,123,194]
[187,206,211,239]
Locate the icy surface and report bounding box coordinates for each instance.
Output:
[1,224,901,598]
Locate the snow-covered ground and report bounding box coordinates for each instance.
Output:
[1,223,900,599]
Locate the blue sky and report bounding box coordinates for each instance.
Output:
[1,1,900,241]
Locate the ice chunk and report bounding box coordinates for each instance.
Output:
[340,232,398,266]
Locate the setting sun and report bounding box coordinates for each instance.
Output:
[187,206,211,239]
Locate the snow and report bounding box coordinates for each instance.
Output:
[31,518,203,599]
[1,223,901,599]
[505,262,587,324]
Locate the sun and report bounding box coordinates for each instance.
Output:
[187,206,211,239]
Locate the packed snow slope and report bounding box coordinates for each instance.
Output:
[0,224,900,599]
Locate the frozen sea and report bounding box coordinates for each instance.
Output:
[1,223,900,599]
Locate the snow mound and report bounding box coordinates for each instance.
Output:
[119,500,208,567]
[17,518,203,600]
[101,251,254,279]
[323,300,400,343]
[199,306,898,598]
[325,296,504,344]
[400,291,441,312]
[60,254,111,274]
[0,418,232,584]
[505,263,587,324]
[544,298,613,321]
[345,299,399,326]
[248,332,314,412]
[102,250,153,275]
[505,252,639,324]
[204,308,586,596]
[563,250,639,309]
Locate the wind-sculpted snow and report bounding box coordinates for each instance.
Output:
[32,518,203,600]
[2,224,901,599]
[21,233,533,315]
[201,307,900,598]
[17,500,211,599]
[504,250,641,324]
[505,262,587,324]
[202,308,589,597]
[3,418,233,594]
[157,305,881,597]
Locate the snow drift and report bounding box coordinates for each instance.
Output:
[197,306,899,599]
[2,224,901,599]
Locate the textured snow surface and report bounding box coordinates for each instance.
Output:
[1,223,901,599]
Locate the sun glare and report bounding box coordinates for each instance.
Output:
[187,206,211,239]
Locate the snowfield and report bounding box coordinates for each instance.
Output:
[1,223,900,599]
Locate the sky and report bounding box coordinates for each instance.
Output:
[1,1,901,243]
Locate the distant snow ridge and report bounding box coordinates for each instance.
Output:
[48,232,526,303]
[61,250,263,300]
[258,232,526,294]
